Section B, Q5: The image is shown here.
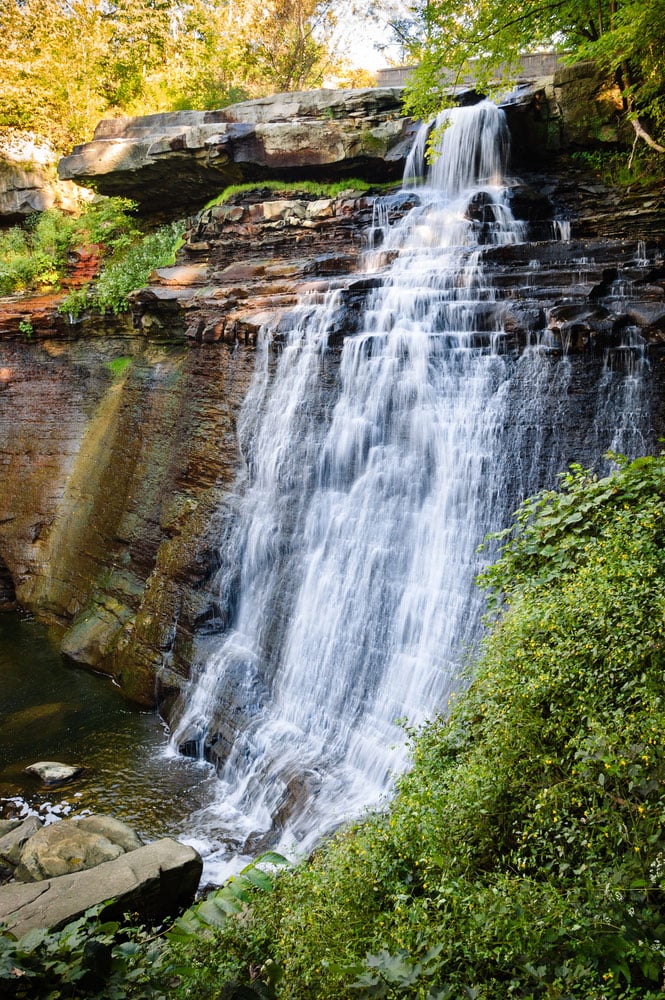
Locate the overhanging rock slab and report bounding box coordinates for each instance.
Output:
[58,88,415,212]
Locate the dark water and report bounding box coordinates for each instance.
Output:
[0,611,217,844]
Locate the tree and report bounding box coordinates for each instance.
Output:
[0,0,353,151]
[243,0,336,92]
[0,0,109,148]
[402,0,665,152]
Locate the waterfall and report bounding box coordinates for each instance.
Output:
[170,101,650,870]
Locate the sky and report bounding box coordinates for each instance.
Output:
[333,1,414,72]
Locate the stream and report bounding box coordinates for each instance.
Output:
[0,611,216,863]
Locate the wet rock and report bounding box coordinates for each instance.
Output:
[0,815,43,866]
[15,814,142,882]
[25,761,83,785]
[0,838,202,935]
[507,184,554,222]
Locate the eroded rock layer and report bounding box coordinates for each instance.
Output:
[58,88,415,213]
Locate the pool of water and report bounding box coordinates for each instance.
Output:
[0,611,220,864]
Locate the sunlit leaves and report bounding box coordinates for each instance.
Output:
[403,0,665,147]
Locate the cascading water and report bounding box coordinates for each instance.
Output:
[170,101,650,872]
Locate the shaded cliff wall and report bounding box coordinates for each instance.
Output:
[0,319,256,705]
[0,188,376,707]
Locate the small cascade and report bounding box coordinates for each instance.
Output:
[171,101,651,871]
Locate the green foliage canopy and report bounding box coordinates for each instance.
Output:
[402,0,665,148]
[0,0,360,152]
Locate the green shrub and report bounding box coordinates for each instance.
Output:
[93,221,184,314]
[570,149,664,189]
[0,198,140,298]
[59,218,184,318]
[0,905,164,999]
[6,455,665,999]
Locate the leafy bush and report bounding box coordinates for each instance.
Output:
[570,149,664,189]
[0,854,288,999]
[93,222,184,314]
[0,905,163,999]
[6,455,665,999]
[0,199,139,297]
[60,220,184,318]
[0,209,69,294]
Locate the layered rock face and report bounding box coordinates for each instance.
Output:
[57,64,631,214]
[0,188,376,706]
[1,79,665,715]
[0,313,257,705]
[0,131,89,222]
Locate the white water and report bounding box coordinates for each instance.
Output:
[170,102,649,873]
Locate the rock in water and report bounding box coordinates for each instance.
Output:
[25,761,83,785]
[13,814,143,882]
[0,838,203,935]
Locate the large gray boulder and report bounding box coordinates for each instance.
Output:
[15,815,143,882]
[0,838,202,936]
[58,88,416,212]
[0,131,89,222]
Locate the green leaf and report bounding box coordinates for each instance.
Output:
[196,899,230,928]
[255,851,290,867]
[240,867,274,892]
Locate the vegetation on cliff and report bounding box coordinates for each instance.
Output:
[403,0,665,154]
[4,451,665,998]
[165,452,665,1000]
[0,197,184,315]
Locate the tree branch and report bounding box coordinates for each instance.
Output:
[631,115,665,154]
[467,0,576,47]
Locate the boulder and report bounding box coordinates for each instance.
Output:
[553,61,629,149]
[75,815,143,853]
[0,130,90,223]
[25,761,83,785]
[0,815,44,866]
[0,819,22,837]
[0,838,203,936]
[14,815,143,882]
